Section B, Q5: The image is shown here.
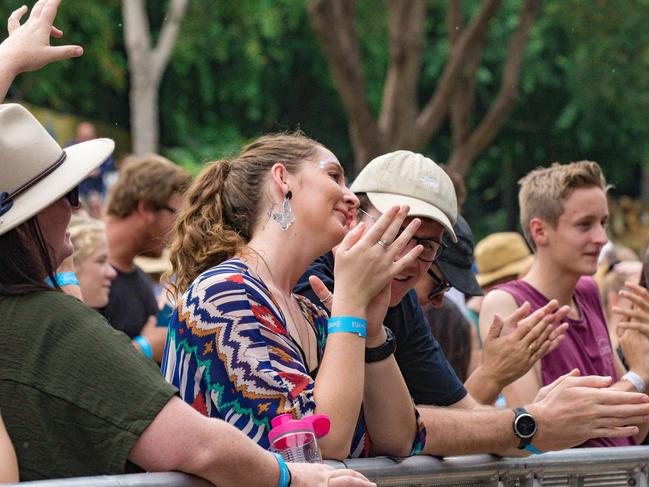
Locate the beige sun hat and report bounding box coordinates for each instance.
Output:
[474,232,534,288]
[0,104,114,236]
[350,150,458,241]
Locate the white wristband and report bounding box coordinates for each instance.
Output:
[622,371,646,393]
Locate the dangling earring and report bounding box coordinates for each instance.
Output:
[270,190,295,231]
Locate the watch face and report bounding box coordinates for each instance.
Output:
[515,414,537,438]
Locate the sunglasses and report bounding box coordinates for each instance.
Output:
[427,267,451,300]
[64,186,80,208]
[357,207,446,262]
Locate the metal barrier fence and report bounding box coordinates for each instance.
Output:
[10,446,649,486]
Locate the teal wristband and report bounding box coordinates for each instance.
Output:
[525,444,544,455]
[272,452,291,487]
[327,316,367,337]
[133,335,153,359]
[44,272,80,288]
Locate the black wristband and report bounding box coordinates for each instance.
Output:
[365,326,396,363]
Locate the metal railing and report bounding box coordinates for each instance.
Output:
[10,446,649,486]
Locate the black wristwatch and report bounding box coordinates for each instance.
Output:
[512,407,537,450]
[365,326,396,363]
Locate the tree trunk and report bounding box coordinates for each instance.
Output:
[122,0,189,155]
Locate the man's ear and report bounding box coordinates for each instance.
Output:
[136,200,156,224]
[529,217,549,248]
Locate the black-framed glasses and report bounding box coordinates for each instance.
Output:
[427,267,451,299]
[64,186,80,208]
[357,207,446,262]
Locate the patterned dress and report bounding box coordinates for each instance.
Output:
[162,258,425,458]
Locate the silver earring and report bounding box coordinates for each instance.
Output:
[270,190,295,231]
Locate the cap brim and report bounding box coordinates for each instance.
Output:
[476,254,534,288]
[437,260,484,296]
[366,192,458,242]
[0,138,114,236]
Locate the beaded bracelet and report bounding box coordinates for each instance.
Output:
[327,316,367,338]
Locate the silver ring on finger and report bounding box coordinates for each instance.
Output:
[377,239,390,250]
[321,292,334,304]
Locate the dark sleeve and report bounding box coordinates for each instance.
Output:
[387,291,467,406]
[4,294,176,479]
[294,252,335,313]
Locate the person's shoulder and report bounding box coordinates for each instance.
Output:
[482,287,519,310]
[185,259,260,303]
[576,275,600,295]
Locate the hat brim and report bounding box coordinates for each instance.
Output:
[437,259,483,297]
[476,254,534,288]
[365,192,458,242]
[0,138,114,236]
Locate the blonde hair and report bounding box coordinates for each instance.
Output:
[166,131,323,297]
[518,161,607,251]
[68,216,106,268]
[107,154,191,218]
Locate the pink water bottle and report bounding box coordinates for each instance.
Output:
[268,414,330,463]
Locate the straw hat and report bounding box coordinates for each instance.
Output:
[475,232,534,288]
[0,104,114,236]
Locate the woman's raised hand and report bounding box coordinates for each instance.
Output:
[0,0,82,78]
[331,205,422,320]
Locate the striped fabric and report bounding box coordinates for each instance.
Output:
[161,258,425,457]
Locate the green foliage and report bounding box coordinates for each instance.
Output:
[5,0,649,239]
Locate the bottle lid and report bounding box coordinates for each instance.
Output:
[268,413,330,448]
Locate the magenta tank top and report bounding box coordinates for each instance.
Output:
[496,277,635,448]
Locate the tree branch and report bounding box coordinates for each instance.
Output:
[447,0,463,46]
[122,0,151,67]
[378,0,426,147]
[152,0,189,84]
[448,0,542,178]
[308,0,385,168]
[414,0,502,147]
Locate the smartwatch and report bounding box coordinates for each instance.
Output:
[513,407,539,451]
[365,326,397,363]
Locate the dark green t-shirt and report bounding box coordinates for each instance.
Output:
[0,291,177,480]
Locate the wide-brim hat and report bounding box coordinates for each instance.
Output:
[436,215,483,296]
[0,104,114,236]
[350,151,458,241]
[475,232,534,288]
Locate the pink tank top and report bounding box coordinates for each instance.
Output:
[496,277,635,448]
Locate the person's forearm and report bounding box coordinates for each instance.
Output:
[313,331,365,460]
[0,416,18,483]
[0,51,18,103]
[417,406,521,456]
[363,353,417,457]
[464,365,503,405]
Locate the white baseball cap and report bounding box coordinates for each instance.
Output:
[350,150,458,241]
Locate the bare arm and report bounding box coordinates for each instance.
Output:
[129,397,376,487]
[313,206,422,458]
[0,0,82,102]
[0,414,18,483]
[418,371,649,457]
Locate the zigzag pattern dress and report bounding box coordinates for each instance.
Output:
[161,258,425,458]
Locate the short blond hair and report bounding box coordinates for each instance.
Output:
[68,216,106,268]
[518,161,606,251]
[107,154,191,218]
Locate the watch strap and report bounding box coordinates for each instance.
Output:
[365,326,396,363]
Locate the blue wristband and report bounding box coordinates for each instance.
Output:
[327,316,367,337]
[44,272,80,288]
[133,335,153,359]
[525,444,544,455]
[272,452,291,487]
